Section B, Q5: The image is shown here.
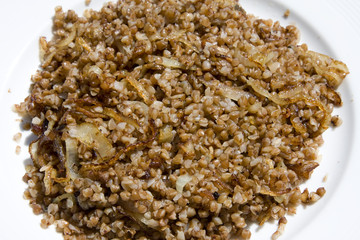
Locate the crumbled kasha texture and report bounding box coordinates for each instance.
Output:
[16,145,21,155]
[13,132,22,143]
[20,0,348,239]
[283,9,290,19]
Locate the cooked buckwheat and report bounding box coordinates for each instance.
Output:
[19,0,348,239]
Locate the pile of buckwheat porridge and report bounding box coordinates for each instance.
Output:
[16,0,348,239]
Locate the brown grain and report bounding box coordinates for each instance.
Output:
[18,0,347,239]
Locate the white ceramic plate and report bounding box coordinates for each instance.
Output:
[0,0,359,239]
